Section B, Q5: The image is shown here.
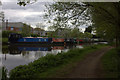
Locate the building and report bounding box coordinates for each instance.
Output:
[33,29,51,36]
[2,22,24,32]
[2,22,33,33]
[55,28,71,38]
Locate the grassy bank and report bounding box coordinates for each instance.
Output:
[102,48,119,78]
[9,44,107,79]
[2,38,8,44]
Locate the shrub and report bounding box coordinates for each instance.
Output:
[2,31,17,38]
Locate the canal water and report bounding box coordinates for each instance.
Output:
[1,44,84,74]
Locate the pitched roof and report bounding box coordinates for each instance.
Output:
[8,22,24,28]
[2,22,24,28]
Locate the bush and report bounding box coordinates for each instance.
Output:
[2,31,17,38]
[2,67,8,80]
[2,38,8,43]
[2,31,32,38]
[31,34,40,37]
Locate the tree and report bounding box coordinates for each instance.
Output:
[84,26,92,33]
[44,2,91,30]
[22,23,32,35]
[88,2,120,46]
[17,0,37,6]
[70,27,82,38]
[36,22,45,30]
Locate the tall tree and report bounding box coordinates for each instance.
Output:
[89,2,120,46]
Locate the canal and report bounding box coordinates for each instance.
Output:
[2,44,84,74]
[1,42,107,77]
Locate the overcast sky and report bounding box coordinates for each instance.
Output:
[1,0,52,29]
[1,0,87,31]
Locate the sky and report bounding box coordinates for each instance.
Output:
[1,0,87,31]
[1,0,50,29]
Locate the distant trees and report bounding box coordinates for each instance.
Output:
[22,23,33,35]
[36,22,45,30]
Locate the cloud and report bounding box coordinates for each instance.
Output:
[2,1,87,30]
[2,2,48,11]
[2,1,47,25]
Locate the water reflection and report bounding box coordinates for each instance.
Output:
[2,44,83,72]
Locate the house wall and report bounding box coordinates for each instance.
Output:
[6,27,20,31]
[33,30,49,36]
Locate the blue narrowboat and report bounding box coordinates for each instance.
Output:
[8,33,52,44]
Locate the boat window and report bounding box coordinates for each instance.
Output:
[24,39,26,41]
[44,39,46,41]
[39,39,41,41]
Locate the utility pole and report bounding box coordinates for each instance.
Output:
[6,19,8,30]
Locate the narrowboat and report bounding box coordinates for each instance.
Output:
[52,38,65,44]
[8,33,52,44]
[76,39,84,43]
[52,46,65,50]
[8,46,21,54]
[65,38,77,44]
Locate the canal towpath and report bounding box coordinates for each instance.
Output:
[54,46,113,78]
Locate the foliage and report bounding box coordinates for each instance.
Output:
[102,48,119,78]
[47,27,93,39]
[2,38,8,43]
[2,67,8,80]
[0,11,4,22]
[54,28,72,38]
[17,0,37,6]
[2,31,17,38]
[22,23,33,35]
[30,34,39,37]
[70,27,84,38]
[89,2,119,41]
[44,2,91,30]
[36,22,45,30]
[9,44,106,79]
[84,26,92,33]
[83,32,93,39]
[2,30,35,39]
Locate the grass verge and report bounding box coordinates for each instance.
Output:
[9,44,107,79]
[2,38,8,44]
[102,48,119,78]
